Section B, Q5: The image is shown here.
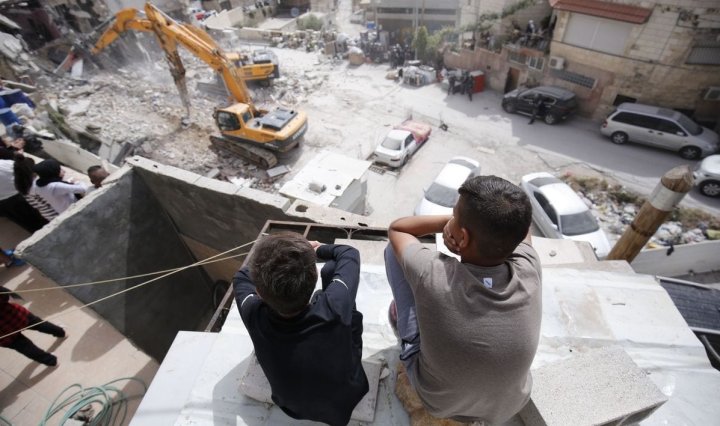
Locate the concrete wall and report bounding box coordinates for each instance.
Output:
[17,156,377,360]
[17,167,213,361]
[126,157,295,253]
[631,240,720,277]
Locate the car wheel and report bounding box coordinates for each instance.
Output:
[543,114,558,125]
[679,146,701,160]
[502,102,516,114]
[610,131,628,145]
[699,180,720,197]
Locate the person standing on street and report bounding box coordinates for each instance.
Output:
[528,94,544,125]
[1,286,66,366]
[464,73,474,101]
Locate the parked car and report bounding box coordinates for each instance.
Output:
[520,172,611,258]
[600,103,720,160]
[414,156,481,215]
[694,154,720,197]
[373,120,432,167]
[501,86,578,125]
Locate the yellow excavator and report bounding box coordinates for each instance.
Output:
[92,2,307,168]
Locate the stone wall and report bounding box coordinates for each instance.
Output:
[550,7,720,121]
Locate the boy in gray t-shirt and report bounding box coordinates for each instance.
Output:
[385,175,542,424]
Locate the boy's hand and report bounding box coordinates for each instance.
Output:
[443,218,460,254]
[309,240,322,251]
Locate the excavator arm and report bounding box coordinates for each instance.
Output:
[92,8,153,55]
[92,3,255,109]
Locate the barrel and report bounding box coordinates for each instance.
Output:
[0,107,20,126]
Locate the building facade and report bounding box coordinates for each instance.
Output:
[547,0,720,124]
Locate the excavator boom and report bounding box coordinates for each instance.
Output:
[93,2,308,169]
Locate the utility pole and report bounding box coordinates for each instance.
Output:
[606,165,694,263]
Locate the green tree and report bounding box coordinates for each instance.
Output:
[298,14,323,31]
[412,26,429,62]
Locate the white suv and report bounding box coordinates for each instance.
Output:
[600,103,719,160]
[694,155,720,197]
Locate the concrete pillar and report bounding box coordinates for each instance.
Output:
[607,165,694,262]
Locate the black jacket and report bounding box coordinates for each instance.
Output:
[233,244,368,426]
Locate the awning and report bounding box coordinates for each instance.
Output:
[551,0,652,24]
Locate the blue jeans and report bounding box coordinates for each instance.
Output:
[384,245,420,384]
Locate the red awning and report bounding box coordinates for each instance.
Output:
[551,0,652,24]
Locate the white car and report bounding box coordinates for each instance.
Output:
[694,154,720,197]
[520,172,611,258]
[414,156,481,216]
[373,120,431,168]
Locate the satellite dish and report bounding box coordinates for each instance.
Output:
[291,7,300,17]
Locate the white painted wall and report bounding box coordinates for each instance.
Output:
[632,240,720,277]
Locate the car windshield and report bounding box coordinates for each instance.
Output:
[676,114,702,136]
[559,211,599,236]
[381,135,402,150]
[425,182,458,208]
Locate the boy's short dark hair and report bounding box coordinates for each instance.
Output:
[249,232,318,316]
[457,175,532,259]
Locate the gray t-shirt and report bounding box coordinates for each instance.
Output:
[401,242,542,424]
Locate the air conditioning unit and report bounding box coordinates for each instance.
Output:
[549,56,565,70]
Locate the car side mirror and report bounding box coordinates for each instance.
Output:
[551,224,558,230]
[677,131,686,136]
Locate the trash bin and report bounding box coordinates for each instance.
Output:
[470,70,485,93]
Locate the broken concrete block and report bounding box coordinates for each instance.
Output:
[519,346,667,426]
[395,363,465,426]
[240,351,386,423]
[65,99,91,116]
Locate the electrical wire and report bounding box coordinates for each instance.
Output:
[9,251,249,294]
[38,377,147,426]
[0,240,256,342]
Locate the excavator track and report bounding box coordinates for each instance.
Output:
[209,135,278,169]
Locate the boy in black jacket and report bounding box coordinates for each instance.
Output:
[233,232,368,426]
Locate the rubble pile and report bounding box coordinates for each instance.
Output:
[566,176,720,247]
[35,45,336,191]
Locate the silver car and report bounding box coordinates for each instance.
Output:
[520,172,611,258]
[694,155,720,197]
[600,103,719,160]
[414,156,481,216]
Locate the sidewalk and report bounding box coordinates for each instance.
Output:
[0,218,158,425]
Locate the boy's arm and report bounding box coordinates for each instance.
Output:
[316,244,361,302]
[389,215,452,261]
[232,266,259,317]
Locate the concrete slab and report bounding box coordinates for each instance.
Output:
[519,346,667,426]
[239,352,386,423]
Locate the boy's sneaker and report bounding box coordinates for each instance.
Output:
[388,300,399,339]
[3,249,26,268]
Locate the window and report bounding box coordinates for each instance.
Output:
[656,119,682,134]
[508,51,527,64]
[613,94,636,106]
[686,42,720,65]
[216,111,240,131]
[560,211,599,236]
[551,69,596,89]
[534,192,558,225]
[563,13,632,55]
[527,56,545,71]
